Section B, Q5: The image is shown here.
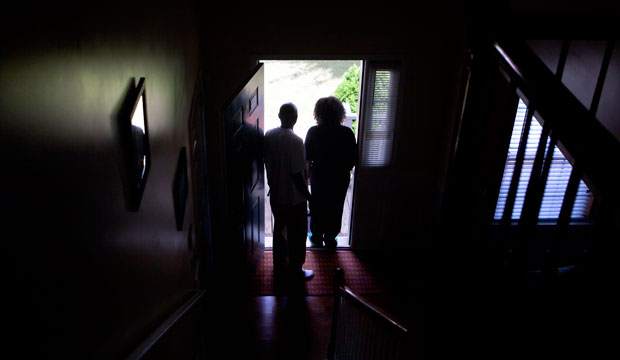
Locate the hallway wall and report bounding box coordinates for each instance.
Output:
[2,3,200,358]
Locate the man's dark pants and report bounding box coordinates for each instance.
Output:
[270,200,308,276]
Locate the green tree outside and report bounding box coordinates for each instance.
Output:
[334,64,361,134]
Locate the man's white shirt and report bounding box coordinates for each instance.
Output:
[264,127,307,206]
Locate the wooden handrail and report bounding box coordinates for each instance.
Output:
[328,268,407,360]
[337,286,408,335]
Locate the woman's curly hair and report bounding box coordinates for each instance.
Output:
[313,96,346,126]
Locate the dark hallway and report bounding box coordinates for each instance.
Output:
[3,1,620,359]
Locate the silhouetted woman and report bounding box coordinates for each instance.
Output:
[305,96,358,250]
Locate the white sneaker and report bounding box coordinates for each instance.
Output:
[300,268,314,280]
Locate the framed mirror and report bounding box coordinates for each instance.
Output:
[127,77,151,211]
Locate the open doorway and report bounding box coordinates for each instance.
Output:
[261,59,362,249]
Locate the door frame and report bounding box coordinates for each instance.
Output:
[252,54,406,249]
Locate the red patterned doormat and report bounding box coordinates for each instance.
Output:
[249,250,386,295]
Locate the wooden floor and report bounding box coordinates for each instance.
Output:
[217,294,413,360]
[204,295,334,360]
[248,296,334,360]
[203,249,420,360]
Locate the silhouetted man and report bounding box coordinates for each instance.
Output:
[264,103,314,280]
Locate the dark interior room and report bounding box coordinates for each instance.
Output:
[2,1,619,359]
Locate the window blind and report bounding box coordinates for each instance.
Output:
[494,100,546,220]
[571,180,592,219]
[360,65,400,167]
[494,99,592,221]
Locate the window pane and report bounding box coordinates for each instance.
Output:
[494,99,528,219]
[494,99,546,220]
[512,117,545,219]
[539,146,571,219]
[361,67,399,167]
[571,179,593,219]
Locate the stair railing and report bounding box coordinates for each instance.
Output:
[327,268,408,360]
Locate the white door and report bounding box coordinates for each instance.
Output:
[351,61,402,249]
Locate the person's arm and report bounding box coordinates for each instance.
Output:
[291,172,311,201]
[346,128,358,170]
[306,160,312,185]
[304,127,315,185]
[351,132,359,168]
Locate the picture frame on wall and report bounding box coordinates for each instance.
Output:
[125,77,151,211]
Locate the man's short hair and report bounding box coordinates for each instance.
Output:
[279,102,298,127]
